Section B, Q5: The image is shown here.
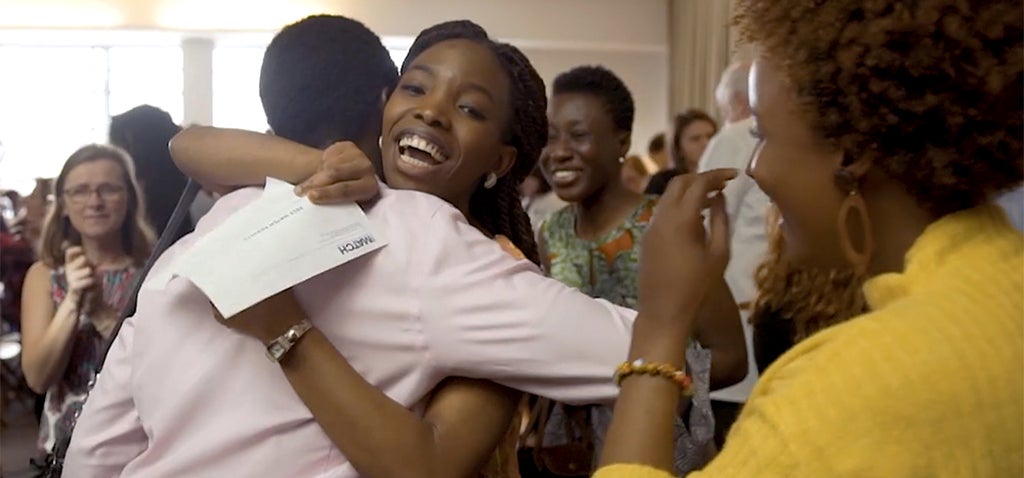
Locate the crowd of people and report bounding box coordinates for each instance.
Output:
[0,1,1021,477]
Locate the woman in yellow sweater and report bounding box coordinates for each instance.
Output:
[597,0,1024,477]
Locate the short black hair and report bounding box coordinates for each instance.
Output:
[648,133,666,155]
[402,20,547,266]
[260,15,398,149]
[552,65,635,133]
[109,104,188,241]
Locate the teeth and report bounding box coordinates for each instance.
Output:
[398,134,447,162]
[400,153,433,168]
[552,170,580,182]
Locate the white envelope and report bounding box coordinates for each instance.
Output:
[174,177,387,318]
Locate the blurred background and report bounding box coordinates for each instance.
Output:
[0,1,751,475]
[0,0,746,194]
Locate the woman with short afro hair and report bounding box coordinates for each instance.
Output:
[595,1,1023,477]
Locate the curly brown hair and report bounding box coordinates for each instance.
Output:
[749,207,866,342]
[735,0,1023,216]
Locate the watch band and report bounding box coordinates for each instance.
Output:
[265,319,313,362]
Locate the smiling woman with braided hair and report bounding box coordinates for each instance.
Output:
[169,19,586,478]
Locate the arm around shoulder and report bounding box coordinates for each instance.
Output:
[169,126,320,191]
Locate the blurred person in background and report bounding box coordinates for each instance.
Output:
[109,105,191,242]
[620,155,653,195]
[520,166,566,237]
[694,59,767,445]
[647,133,669,171]
[645,110,717,194]
[20,144,153,462]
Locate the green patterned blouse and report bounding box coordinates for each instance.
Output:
[541,197,658,309]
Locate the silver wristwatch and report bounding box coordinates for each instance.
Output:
[265,319,313,362]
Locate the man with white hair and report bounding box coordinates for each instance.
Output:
[698,60,769,444]
[714,61,754,126]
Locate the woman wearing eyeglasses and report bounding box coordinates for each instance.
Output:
[19,144,154,458]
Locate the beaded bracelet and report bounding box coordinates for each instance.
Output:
[614,358,693,396]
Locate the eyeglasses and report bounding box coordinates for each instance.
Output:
[63,183,126,204]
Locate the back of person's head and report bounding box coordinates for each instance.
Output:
[109,105,185,234]
[402,20,547,267]
[261,15,398,149]
[648,133,666,156]
[39,144,154,268]
[552,65,635,135]
[715,61,753,122]
[109,105,181,156]
[621,154,653,194]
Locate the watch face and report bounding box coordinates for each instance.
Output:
[268,342,286,360]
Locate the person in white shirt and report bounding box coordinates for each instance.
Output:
[696,60,770,444]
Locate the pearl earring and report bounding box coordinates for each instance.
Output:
[484,172,498,189]
[618,156,625,164]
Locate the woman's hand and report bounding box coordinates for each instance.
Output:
[294,142,381,205]
[212,290,307,345]
[63,246,95,301]
[637,169,737,336]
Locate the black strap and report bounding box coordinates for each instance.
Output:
[47,180,200,476]
[95,180,200,374]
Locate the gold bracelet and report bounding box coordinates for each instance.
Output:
[614,359,693,396]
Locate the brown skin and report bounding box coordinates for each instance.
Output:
[542,92,645,240]
[382,39,517,221]
[597,57,937,474]
[746,60,933,274]
[541,92,746,390]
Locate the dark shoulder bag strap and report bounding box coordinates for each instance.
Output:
[46,180,200,477]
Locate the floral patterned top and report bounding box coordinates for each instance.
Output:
[540,197,716,475]
[542,198,657,308]
[39,265,137,453]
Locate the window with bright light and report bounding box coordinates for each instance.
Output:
[212,46,268,133]
[107,47,184,121]
[0,46,108,194]
[0,45,183,194]
[212,45,410,135]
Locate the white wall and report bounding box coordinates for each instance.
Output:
[0,0,671,157]
[524,47,669,158]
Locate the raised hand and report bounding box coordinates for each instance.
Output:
[294,142,381,205]
[63,246,96,301]
[637,169,737,329]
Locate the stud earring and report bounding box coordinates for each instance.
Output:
[618,156,625,164]
[484,172,498,189]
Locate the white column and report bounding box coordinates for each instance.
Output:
[182,37,214,126]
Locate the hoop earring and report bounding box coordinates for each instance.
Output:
[377,136,383,149]
[836,188,874,275]
[484,172,498,189]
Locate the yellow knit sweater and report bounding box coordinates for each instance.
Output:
[596,205,1024,477]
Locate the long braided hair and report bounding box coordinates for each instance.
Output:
[402,21,546,266]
